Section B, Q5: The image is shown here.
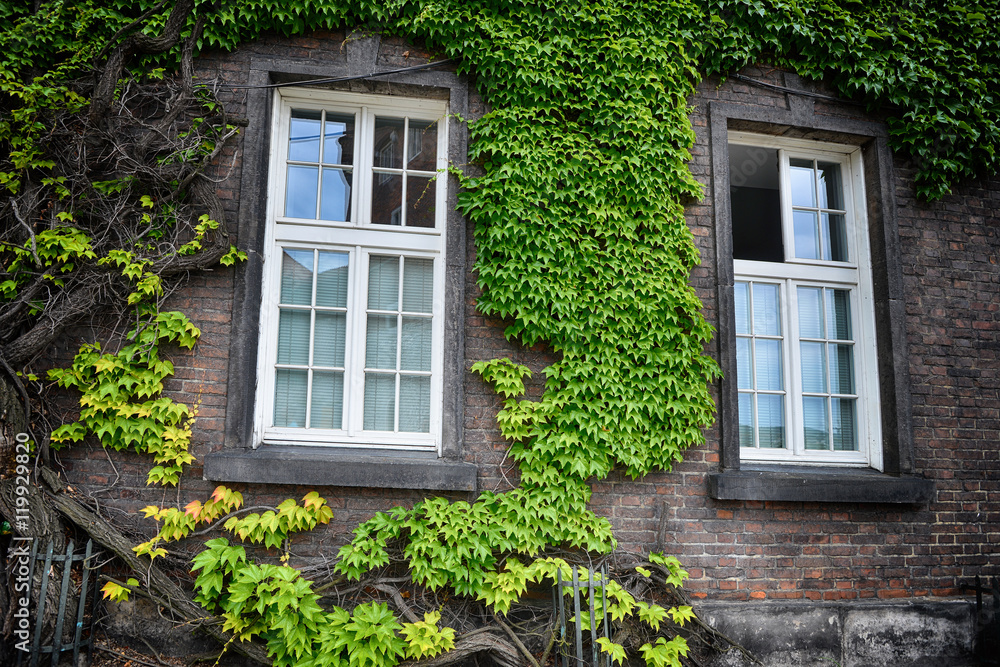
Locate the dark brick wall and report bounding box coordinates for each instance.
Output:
[56,37,1000,604]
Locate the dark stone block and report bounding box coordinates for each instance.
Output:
[204,446,478,491]
[707,466,934,504]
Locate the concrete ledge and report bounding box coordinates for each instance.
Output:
[707,466,934,504]
[204,446,478,491]
[698,599,977,667]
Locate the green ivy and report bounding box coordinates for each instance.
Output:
[6,1,1000,666]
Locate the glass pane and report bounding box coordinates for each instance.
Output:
[280,249,313,305]
[817,161,843,209]
[313,312,346,367]
[320,168,352,222]
[734,282,750,335]
[310,371,343,429]
[406,175,436,228]
[273,369,307,428]
[323,113,354,165]
[793,210,819,260]
[368,256,400,310]
[826,289,852,340]
[729,145,783,262]
[364,373,396,430]
[800,341,827,393]
[825,213,848,262]
[373,117,405,170]
[830,343,855,394]
[790,158,815,207]
[399,375,431,432]
[366,314,398,370]
[752,283,780,336]
[276,310,310,365]
[285,165,318,219]
[832,398,857,451]
[803,396,829,450]
[402,258,434,313]
[400,317,432,372]
[754,339,783,391]
[736,338,752,390]
[372,173,403,225]
[316,251,349,308]
[738,393,754,447]
[757,394,785,449]
[797,287,824,339]
[407,120,438,171]
[288,110,321,162]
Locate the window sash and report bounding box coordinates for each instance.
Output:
[730,134,881,468]
[736,278,873,464]
[256,90,448,452]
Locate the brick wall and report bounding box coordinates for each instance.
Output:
[57,37,1000,604]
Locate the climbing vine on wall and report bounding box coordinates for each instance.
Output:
[3,0,999,665]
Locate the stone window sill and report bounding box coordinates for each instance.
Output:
[707,465,934,504]
[204,446,478,492]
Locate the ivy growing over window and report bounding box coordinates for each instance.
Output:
[3,1,998,665]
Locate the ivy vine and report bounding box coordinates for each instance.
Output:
[3,1,998,665]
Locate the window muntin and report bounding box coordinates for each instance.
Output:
[258,90,448,451]
[730,133,880,467]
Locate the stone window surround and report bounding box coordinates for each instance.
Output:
[706,82,934,504]
[206,48,477,492]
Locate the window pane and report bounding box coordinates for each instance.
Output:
[803,396,828,450]
[364,373,396,430]
[830,344,855,394]
[274,369,307,427]
[368,256,400,310]
[734,282,750,335]
[817,161,843,209]
[400,317,432,372]
[729,145,783,262]
[738,393,754,447]
[406,175,436,228]
[824,213,848,261]
[285,165,318,219]
[800,341,827,393]
[797,287,824,339]
[826,289,852,340]
[316,251,349,308]
[288,110,321,162]
[407,120,438,171]
[313,312,346,367]
[323,113,354,165]
[402,258,434,313]
[793,210,819,259]
[374,117,404,169]
[320,168,352,222]
[754,339,783,391]
[372,173,403,225]
[790,159,815,207]
[280,249,313,305]
[310,371,343,429]
[832,398,857,451]
[752,283,780,336]
[399,375,431,432]
[736,338,752,390]
[366,314,398,370]
[757,394,785,449]
[276,310,310,365]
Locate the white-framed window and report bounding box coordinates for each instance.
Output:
[729,132,881,467]
[255,88,448,452]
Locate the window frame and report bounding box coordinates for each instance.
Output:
[730,132,882,469]
[254,88,449,453]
